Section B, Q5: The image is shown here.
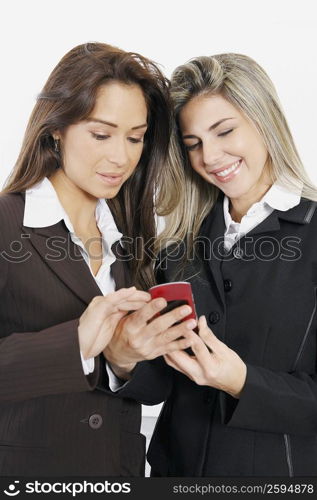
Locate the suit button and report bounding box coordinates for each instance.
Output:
[88,414,103,429]
[209,311,220,324]
[223,279,232,292]
[233,247,243,259]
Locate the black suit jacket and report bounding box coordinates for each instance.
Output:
[121,195,317,476]
[0,192,145,476]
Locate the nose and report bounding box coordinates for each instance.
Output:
[107,138,128,167]
[201,140,223,168]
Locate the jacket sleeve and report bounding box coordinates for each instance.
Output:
[97,255,175,404]
[0,317,100,402]
[113,253,177,404]
[97,356,173,405]
[113,358,173,405]
[222,364,317,435]
[0,233,99,402]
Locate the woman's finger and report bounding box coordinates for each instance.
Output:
[180,321,215,367]
[90,289,149,320]
[106,288,150,306]
[162,336,193,354]
[148,303,194,336]
[155,319,197,347]
[123,298,168,334]
[197,315,221,352]
[165,348,198,373]
[116,300,151,311]
[164,354,188,375]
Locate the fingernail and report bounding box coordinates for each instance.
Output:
[186,319,197,329]
[155,298,166,309]
[180,306,191,316]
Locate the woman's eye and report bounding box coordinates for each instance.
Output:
[128,137,143,144]
[184,142,200,152]
[218,129,233,137]
[91,133,109,141]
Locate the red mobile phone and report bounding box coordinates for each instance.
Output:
[148,281,197,322]
[149,282,198,355]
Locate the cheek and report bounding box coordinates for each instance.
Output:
[130,146,144,167]
[246,146,268,176]
[228,135,245,155]
[62,149,96,183]
[188,152,201,171]
[259,143,269,166]
[63,137,91,164]
[243,129,268,164]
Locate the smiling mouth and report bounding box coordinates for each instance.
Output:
[208,159,242,180]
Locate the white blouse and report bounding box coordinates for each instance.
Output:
[24,177,123,381]
[223,182,301,251]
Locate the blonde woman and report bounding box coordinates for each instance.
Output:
[143,54,317,476]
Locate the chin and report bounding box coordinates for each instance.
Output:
[218,180,251,200]
[99,186,123,199]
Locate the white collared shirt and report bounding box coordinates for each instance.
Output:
[24,177,123,382]
[223,182,302,251]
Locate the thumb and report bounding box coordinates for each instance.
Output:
[198,315,219,349]
[198,315,211,333]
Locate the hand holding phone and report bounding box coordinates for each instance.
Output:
[149,281,197,329]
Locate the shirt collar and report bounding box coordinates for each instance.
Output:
[24,177,68,228]
[223,181,302,229]
[94,198,123,250]
[261,182,301,212]
[23,177,122,246]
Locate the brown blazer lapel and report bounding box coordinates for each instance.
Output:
[111,240,133,290]
[20,192,131,301]
[25,221,102,305]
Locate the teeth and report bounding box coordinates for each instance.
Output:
[215,160,241,177]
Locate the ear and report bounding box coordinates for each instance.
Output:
[52,130,61,141]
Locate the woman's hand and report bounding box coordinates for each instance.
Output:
[78,287,150,360]
[164,315,247,398]
[104,298,196,378]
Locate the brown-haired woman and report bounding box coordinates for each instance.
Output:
[0,42,195,476]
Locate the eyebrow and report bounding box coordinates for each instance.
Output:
[182,117,235,139]
[86,118,148,130]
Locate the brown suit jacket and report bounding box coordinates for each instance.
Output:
[0,192,145,476]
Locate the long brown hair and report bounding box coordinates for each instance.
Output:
[3,42,172,289]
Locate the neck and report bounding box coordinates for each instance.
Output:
[229,182,272,223]
[49,170,98,232]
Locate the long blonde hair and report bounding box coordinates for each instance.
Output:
[156,53,317,252]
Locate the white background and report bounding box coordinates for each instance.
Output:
[1,0,317,417]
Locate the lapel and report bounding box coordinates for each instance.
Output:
[21,193,131,304]
[244,212,281,237]
[236,198,317,240]
[26,223,130,303]
[25,221,102,305]
[200,193,226,308]
[200,197,317,310]
[111,240,132,290]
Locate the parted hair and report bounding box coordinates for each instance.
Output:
[2,42,175,289]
